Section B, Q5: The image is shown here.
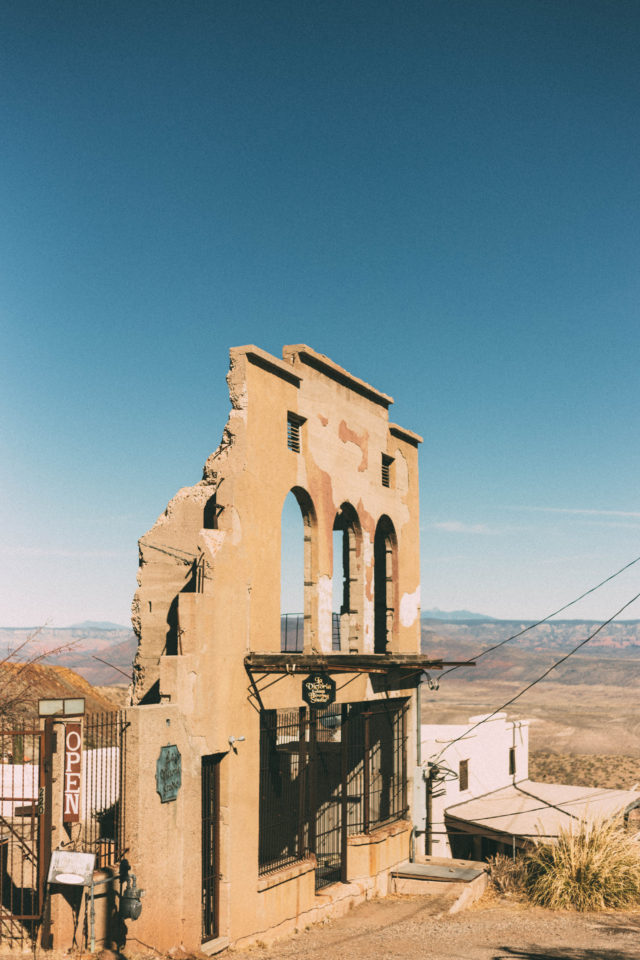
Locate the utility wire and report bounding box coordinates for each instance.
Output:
[92,655,133,680]
[437,553,640,680]
[428,587,640,763]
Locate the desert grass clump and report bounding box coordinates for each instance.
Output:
[488,852,529,898]
[525,817,640,911]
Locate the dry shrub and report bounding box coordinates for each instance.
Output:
[525,818,640,911]
[488,852,529,898]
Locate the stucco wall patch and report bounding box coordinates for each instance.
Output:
[399,586,421,628]
[317,575,333,653]
[338,420,369,473]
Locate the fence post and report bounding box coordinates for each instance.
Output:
[363,711,370,835]
[38,717,55,948]
[340,704,348,882]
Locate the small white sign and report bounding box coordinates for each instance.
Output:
[48,850,96,886]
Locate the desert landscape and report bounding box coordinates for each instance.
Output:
[421,616,640,791]
[3,616,640,788]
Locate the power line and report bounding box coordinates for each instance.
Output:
[428,587,640,763]
[437,553,640,680]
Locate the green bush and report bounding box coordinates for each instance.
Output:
[524,818,640,911]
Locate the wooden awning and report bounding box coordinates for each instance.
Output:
[244,652,474,675]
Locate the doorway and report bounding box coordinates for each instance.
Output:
[201,754,222,942]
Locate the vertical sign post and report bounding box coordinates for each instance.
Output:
[63,722,82,823]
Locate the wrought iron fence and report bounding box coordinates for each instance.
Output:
[280,613,304,652]
[331,613,341,650]
[281,613,345,652]
[0,724,43,943]
[80,711,127,868]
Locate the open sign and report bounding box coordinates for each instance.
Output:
[63,723,82,823]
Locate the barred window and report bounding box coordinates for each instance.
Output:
[259,709,306,875]
[258,700,408,881]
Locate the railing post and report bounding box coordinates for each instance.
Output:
[308,708,317,858]
[340,704,348,882]
[298,707,307,859]
[39,717,54,948]
[363,711,370,835]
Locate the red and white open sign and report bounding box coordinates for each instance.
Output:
[63,722,82,823]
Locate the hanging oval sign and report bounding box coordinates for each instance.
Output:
[302,672,336,707]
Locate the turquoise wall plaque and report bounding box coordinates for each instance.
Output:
[156,744,182,803]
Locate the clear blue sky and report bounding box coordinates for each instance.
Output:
[1,0,639,627]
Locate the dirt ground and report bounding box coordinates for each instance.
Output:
[226,891,640,960]
[421,679,640,759]
[529,753,640,791]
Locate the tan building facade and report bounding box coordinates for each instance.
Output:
[125,345,441,952]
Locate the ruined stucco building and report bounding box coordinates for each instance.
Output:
[125,345,445,952]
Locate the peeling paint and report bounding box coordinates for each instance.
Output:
[317,575,333,653]
[338,421,369,473]
[400,586,421,627]
[199,529,226,559]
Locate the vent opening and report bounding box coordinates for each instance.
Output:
[287,412,306,453]
[381,454,394,487]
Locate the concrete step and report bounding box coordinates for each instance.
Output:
[390,857,489,911]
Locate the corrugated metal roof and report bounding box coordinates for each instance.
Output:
[445,779,640,839]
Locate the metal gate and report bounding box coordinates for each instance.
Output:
[0,711,127,947]
[259,699,409,893]
[80,710,127,868]
[202,753,222,942]
[0,724,48,942]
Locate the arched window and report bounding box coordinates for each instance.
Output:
[332,503,362,653]
[374,515,397,653]
[281,487,316,652]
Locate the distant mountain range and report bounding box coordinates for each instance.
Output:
[421,618,640,686]
[421,608,496,621]
[0,625,136,686]
[3,615,640,691]
[68,620,129,631]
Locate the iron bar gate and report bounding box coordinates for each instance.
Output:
[0,724,46,942]
[202,753,222,942]
[259,698,408,891]
[81,711,127,868]
[0,711,127,947]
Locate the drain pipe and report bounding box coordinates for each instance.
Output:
[425,768,433,856]
[410,682,423,863]
[416,680,422,765]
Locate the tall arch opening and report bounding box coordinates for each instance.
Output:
[332,503,362,653]
[374,515,397,653]
[281,487,316,652]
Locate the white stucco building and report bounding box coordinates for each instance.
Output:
[415,712,639,860]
